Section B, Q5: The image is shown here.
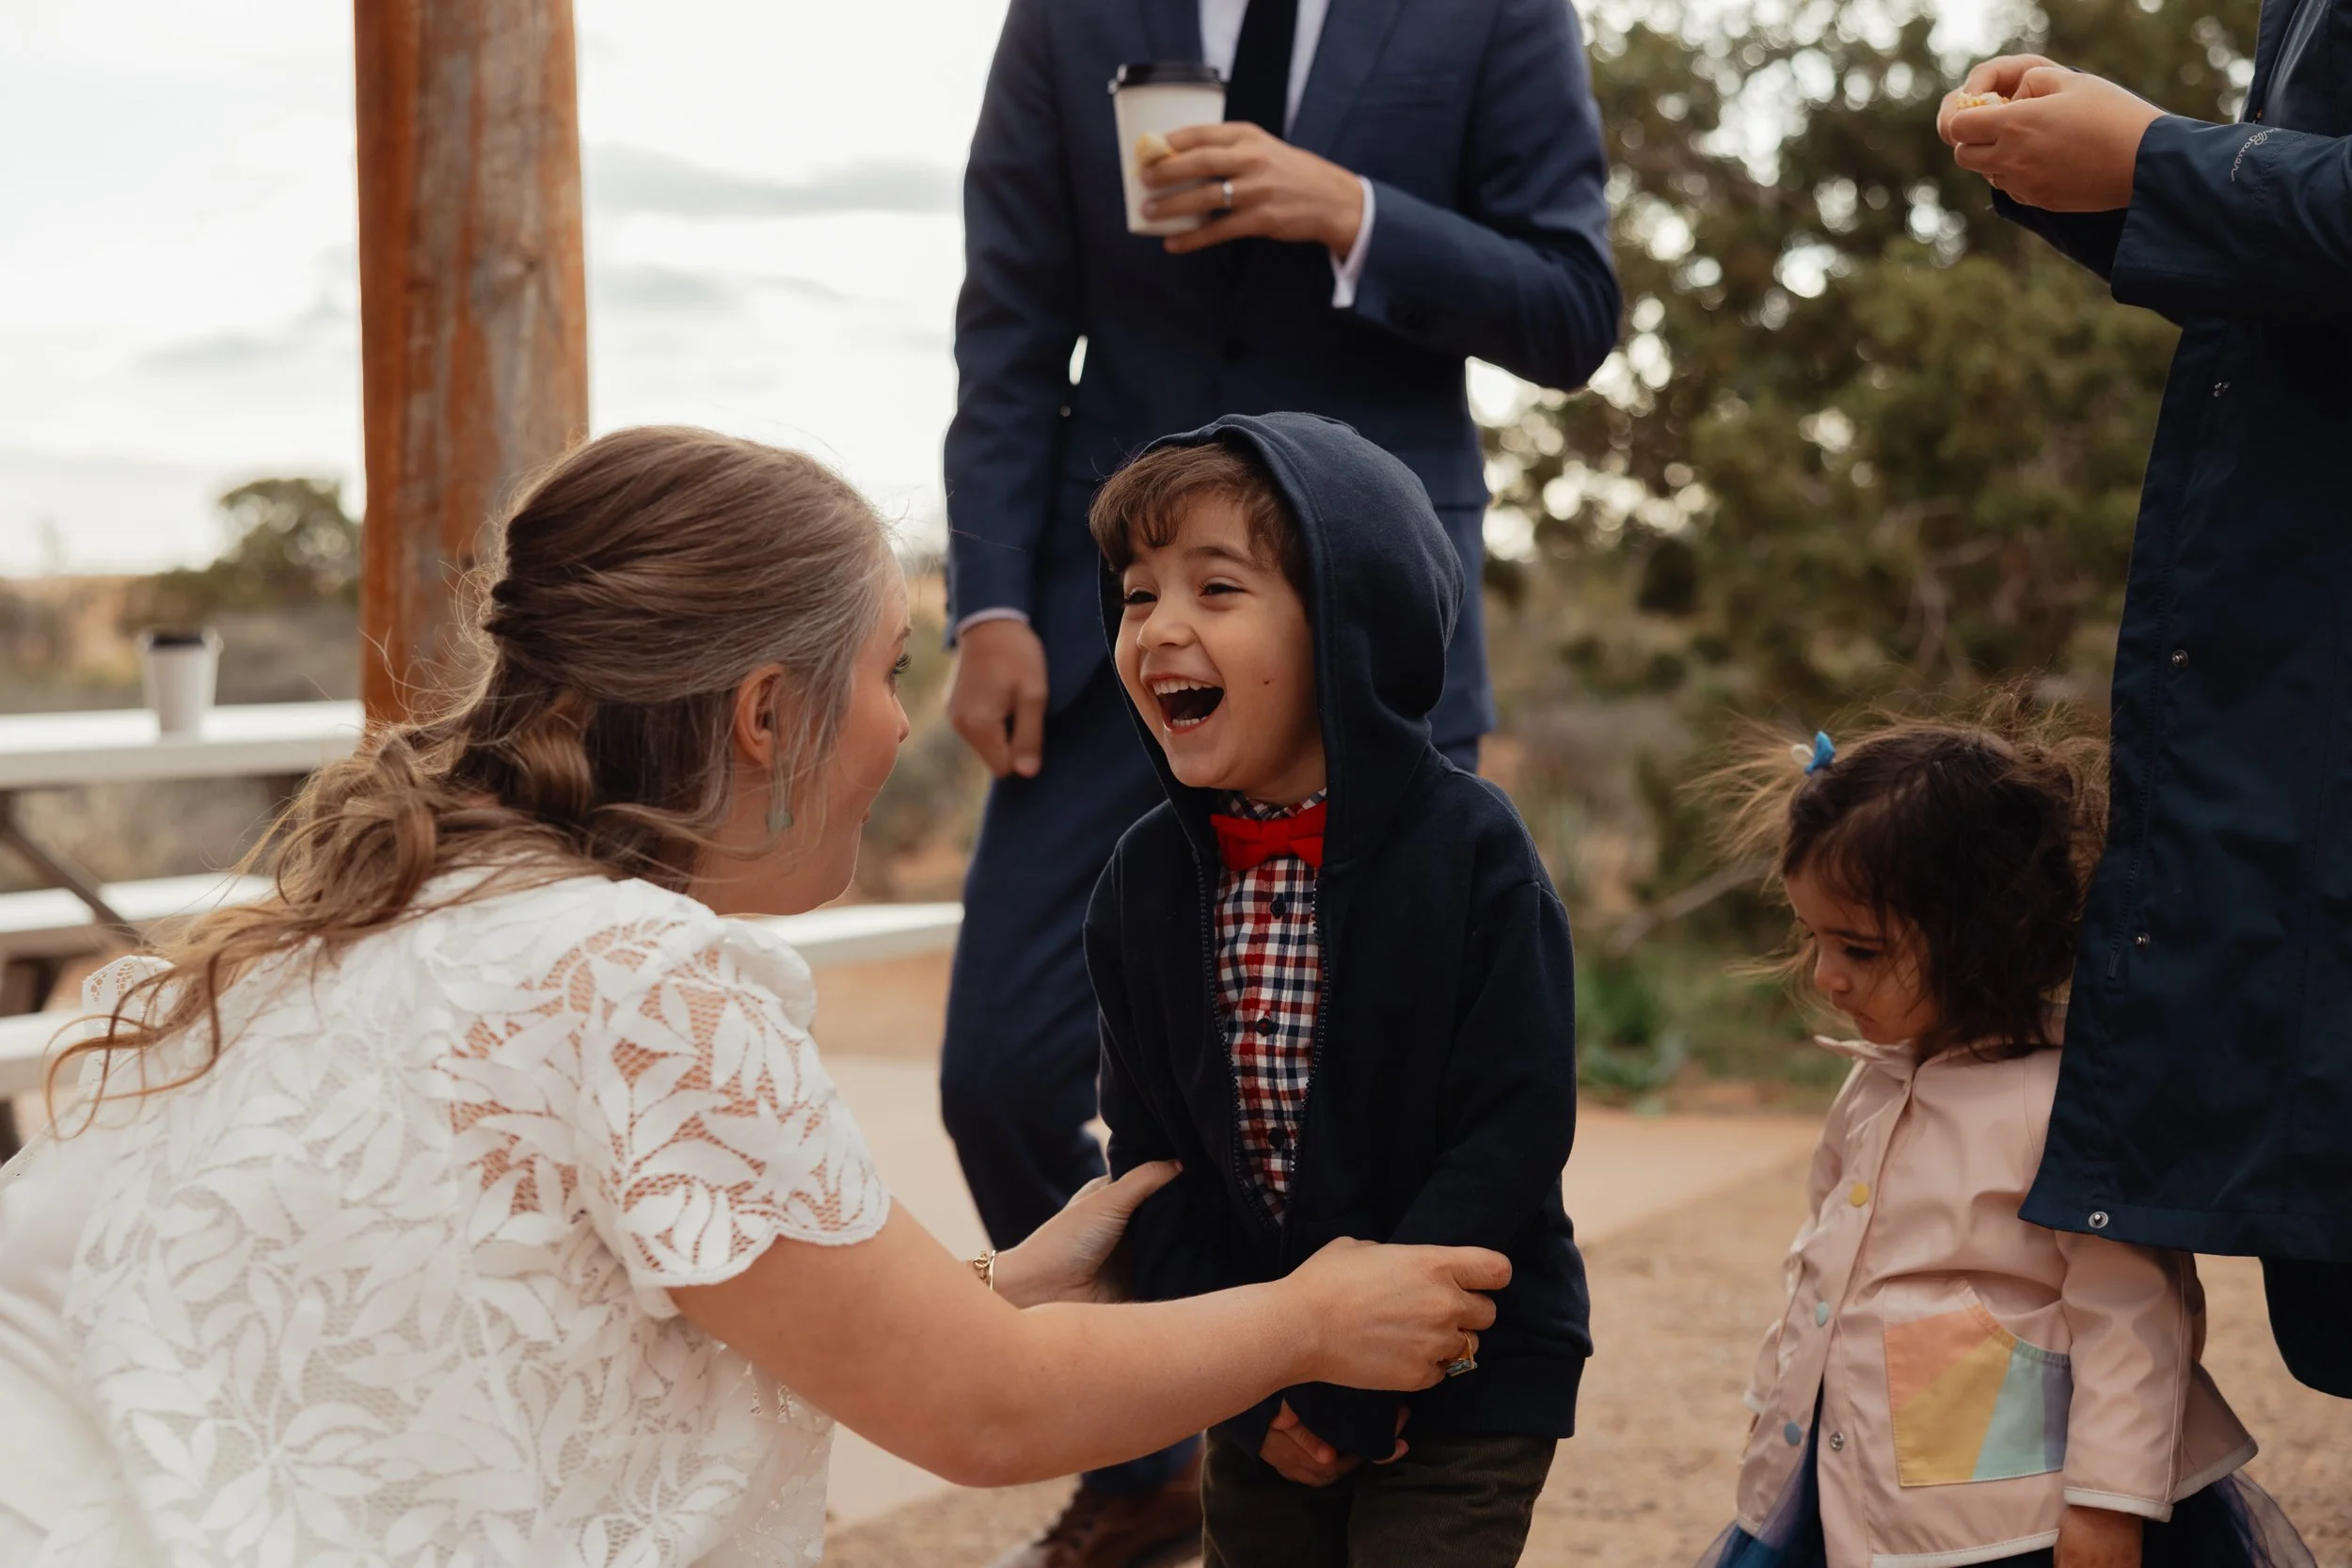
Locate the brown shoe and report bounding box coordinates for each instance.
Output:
[988,1454,1203,1568]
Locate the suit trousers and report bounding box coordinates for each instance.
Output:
[1200,1427,1556,1568]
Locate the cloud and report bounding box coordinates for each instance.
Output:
[587,145,960,218]
[592,263,741,311]
[139,295,353,373]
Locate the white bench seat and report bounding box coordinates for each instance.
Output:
[0,874,278,961]
[0,900,962,1102]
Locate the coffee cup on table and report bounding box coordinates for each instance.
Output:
[137,627,221,736]
[1110,62,1227,236]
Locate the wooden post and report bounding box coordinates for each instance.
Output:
[355,0,589,722]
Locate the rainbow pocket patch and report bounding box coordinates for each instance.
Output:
[1884,1304,2071,1485]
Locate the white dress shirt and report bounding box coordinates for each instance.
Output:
[956,0,1378,640]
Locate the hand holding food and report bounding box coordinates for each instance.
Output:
[1943,65,2164,212]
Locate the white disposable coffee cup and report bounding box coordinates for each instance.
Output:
[138,628,221,736]
[1110,62,1227,236]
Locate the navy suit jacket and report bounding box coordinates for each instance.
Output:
[946,0,1620,714]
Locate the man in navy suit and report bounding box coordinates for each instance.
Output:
[940,4,1615,1560]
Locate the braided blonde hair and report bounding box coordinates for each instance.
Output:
[56,424,895,1108]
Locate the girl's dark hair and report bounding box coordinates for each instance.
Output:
[1713,696,2109,1059]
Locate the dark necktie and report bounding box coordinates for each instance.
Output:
[1225,0,1299,137]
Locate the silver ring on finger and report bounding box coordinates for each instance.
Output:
[1219,177,1236,212]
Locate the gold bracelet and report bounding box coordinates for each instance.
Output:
[970,1248,998,1292]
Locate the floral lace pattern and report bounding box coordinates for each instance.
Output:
[30,875,887,1567]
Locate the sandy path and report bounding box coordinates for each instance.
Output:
[826,1154,2352,1567]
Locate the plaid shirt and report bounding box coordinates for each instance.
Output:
[1216,791,1326,1220]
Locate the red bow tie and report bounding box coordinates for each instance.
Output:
[1210,801,1327,871]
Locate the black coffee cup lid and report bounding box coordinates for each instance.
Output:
[1110,61,1225,92]
[141,628,215,648]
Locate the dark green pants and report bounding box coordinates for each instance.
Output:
[1200,1427,1557,1568]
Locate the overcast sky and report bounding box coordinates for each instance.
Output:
[0,1,2006,578]
[0,0,1009,574]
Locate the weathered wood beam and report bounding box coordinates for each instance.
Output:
[355,0,588,722]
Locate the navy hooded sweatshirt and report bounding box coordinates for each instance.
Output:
[1086,412,1588,1462]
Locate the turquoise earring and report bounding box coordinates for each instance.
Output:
[768,793,794,833]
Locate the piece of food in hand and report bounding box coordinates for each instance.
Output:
[1134,130,1175,166]
[1951,90,2008,109]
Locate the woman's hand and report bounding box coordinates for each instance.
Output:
[1941,61,2165,213]
[993,1161,1182,1307]
[1141,122,1367,257]
[2056,1504,2143,1568]
[1284,1236,1507,1390]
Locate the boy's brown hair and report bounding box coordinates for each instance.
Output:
[1088,436,1311,599]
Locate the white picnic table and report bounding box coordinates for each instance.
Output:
[0,700,368,792]
[0,701,365,933]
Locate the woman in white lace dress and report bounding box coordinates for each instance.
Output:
[0,427,1506,1567]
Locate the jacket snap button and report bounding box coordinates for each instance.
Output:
[2170,649,2188,669]
[1849,1181,1869,1208]
[2134,932,2150,950]
[1815,1301,1830,1326]
[2212,381,2230,397]
[1828,1432,1847,1452]
[2090,1211,2111,1229]
[1783,1420,1804,1446]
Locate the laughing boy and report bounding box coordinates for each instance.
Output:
[1083,413,1586,1567]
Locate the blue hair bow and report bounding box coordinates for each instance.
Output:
[1804,731,1836,775]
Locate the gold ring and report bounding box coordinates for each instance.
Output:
[1442,1334,1478,1378]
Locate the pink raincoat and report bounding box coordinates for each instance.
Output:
[1734,1037,2256,1568]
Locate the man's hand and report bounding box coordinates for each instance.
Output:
[1258,1401,1408,1487]
[1934,54,2059,143]
[946,617,1049,778]
[1943,63,2166,213]
[1141,123,1366,257]
[2056,1505,2143,1568]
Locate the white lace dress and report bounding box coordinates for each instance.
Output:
[0,874,891,1567]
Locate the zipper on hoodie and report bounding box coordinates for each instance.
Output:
[1283,881,1335,1269]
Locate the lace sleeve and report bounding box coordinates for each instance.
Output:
[573,925,891,1304]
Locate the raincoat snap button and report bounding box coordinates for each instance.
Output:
[1783,1420,1804,1446]
[1849,1181,1870,1208]
[2090,1211,2111,1229]
[1829,1432,1847,1452]
[1815,1301,1830,1326]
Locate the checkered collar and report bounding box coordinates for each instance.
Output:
[1218,788,1328,823]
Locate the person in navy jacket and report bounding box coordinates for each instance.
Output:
[936,4,1615,1559]
[1938,0,2352,1400]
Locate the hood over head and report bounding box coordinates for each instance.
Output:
[1097,411,1462,869]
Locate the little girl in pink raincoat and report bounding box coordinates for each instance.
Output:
[1699,719,2312,1568]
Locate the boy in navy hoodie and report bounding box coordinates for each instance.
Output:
[1085,413,1586,1566]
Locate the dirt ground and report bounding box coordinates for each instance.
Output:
[826,1155,2352,1568]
